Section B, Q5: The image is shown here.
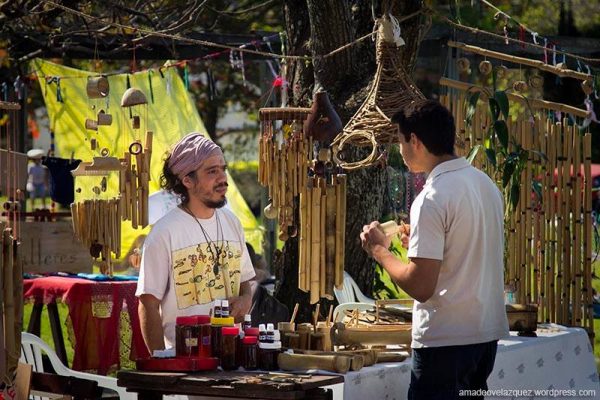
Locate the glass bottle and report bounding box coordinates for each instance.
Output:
[241,336,258,370]
[221,326,239,370]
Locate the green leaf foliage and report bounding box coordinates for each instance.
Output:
[510,180,520,211]
[494,120,509,150]
[465,91,480,126]
[502,159,516,188]
[485,148,497,167]
[466,144,482,164]
[494,90,509,120]
[489,98,500,121]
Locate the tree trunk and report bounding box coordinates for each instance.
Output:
[274,0,426,322]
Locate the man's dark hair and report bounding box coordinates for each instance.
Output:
[391,100,456,156]
[160,154,192,204]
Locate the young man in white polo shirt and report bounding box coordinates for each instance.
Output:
[360,100,509,400]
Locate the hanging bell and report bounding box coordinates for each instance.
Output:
[529,73,544,89]
[479,60,493,75]
[132,115,141,129]
[513,80,529,92]
[457,58,470,73]
[303,91,342,144]
[581,79,594,96]
[494,65,508,79]
[121,87,148,107]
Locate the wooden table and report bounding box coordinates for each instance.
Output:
[117,370,344,400]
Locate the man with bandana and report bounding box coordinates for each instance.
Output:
[136,133,255,352]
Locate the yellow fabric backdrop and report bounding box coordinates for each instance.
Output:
[32,59,262,264]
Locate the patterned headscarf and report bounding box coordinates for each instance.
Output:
[167,132,223,179]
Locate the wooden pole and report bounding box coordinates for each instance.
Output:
[448,41,592,81]
[439,77,589,118]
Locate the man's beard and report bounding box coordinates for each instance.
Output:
[204,197,227,209]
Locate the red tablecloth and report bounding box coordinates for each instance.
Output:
[23,276,150,374]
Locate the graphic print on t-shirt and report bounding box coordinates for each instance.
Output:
[171,240,242,309]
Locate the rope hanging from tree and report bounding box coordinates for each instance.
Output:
[332,14,425,171]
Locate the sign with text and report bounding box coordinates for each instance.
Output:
[20,221,92,273]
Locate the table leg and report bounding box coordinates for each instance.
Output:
[47,302,68,365]
[27,303,43,336]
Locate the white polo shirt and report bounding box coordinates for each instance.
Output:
[408,157,509,348]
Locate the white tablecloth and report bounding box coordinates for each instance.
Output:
[325,325,599,400]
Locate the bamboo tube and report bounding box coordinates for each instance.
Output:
[555,122,564,323]
[439,77,589,118]
[298,185,308,292]
[335,174,347,289]
[319,179,326,299]
[278,352,350,374]
[2,229,15,375]
[572,124,581,325]
[131,166,138,229]
[325,184,336,299]
[562,120,572,323]
[524,120,533,304]
[295,349,363,370]
[448,41,592,81]
[549,121,558,323]
[304,177,313,291]
[583,133,593,331]
[310,178,321,304]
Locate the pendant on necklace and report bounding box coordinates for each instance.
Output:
[213,262,220,276]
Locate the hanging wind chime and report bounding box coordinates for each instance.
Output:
[258,97,347,304]
[120,86,152,229]
[0,99,24,389]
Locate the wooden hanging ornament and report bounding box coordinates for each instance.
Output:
[331,14,425,170]
[479,60,493,75]
[457,57,470,73]
[513,80,528,92]
[581,79,594,96]
[495,65,508,79]
[529,72,544,89]
[86,76,110,99]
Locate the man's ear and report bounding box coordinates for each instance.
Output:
[181,174,194,189]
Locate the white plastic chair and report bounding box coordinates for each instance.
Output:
[333,271,376,305]
[20,332,136,400]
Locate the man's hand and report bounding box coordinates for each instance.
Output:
[228,293,252,323]
[399,222,410,249]
[360,221,392,257]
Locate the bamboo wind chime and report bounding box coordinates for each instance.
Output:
[70,82,153,276]
[0,100,24,388]
[258,108,346,304]
[440,75,594,332]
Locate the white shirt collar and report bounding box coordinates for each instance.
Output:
[426,157,470,185]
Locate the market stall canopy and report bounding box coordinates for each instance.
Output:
[31,58,262,255]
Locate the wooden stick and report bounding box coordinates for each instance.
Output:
[448,41,592,81]
[327,305,334,327]
[290,303,299,324]
[325,184,336,299]
[310,179,321,304]
[319,179,326,299]
[334,174,347,289]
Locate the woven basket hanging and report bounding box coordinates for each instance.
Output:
[332,15,425,170]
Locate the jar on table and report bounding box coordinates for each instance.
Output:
[175,316,200,358]
[221,326,239,371]
[258,336,281,371]
[241,336,258,370]
[197,315,212,357]
[210,316,234,360]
